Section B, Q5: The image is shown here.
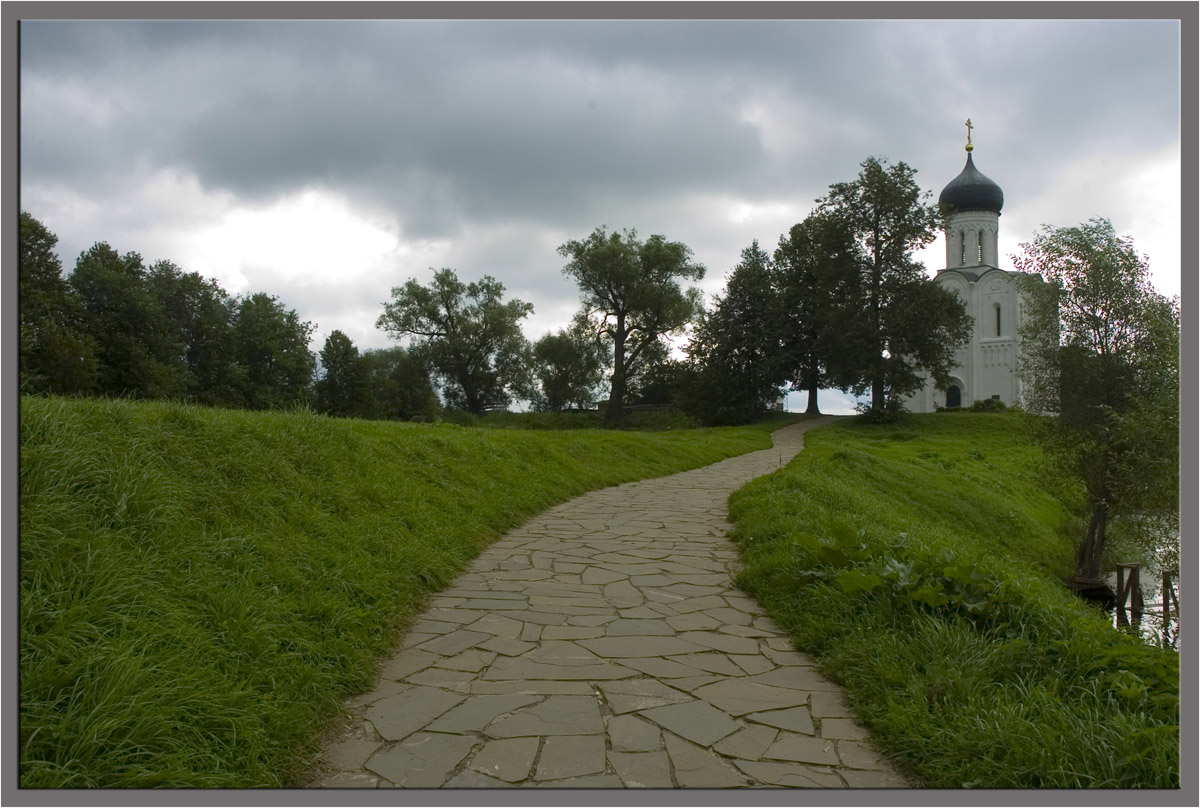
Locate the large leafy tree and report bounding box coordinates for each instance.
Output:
[815,157,970,415]
[357,347,441,421]
[531,316,609,412]
[377,269,534,415]
[18,212,98,394]
[558,227,704,425]
[69,243,190,398]
[314,330,364,417]
[681,241,784,425]
[1015,218,1179,583]
[232,293,316,409]
[773,214,868,414]
[145,259,240,406]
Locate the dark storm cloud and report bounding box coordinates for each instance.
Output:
[21,18,1179,244]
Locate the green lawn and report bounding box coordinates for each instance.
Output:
[19,396,789,788]
[729,411,1179,788]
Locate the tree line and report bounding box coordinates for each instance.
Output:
[16,157,977,425]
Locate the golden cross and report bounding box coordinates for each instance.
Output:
[965,118,973,146]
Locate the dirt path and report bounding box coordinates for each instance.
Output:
[310,416,911,789]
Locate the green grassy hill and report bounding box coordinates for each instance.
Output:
[19,396,785,788]
[729,412,1179,788]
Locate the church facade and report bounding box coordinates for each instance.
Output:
[905,135,1036,413]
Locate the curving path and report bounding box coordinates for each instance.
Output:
[310,416,911,789]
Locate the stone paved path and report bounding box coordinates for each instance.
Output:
[310,417,911,789]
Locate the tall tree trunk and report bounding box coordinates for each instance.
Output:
[871,223,884,414]
[804,363,821,415]
[1075,503,1108,581]
[605,319,627,427]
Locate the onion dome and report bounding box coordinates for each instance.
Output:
[938,152,1004,214]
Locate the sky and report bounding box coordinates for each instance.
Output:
[19,15,1183,414]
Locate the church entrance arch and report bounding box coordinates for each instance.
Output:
[946,385,962,409]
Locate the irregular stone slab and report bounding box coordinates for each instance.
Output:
[482,657,637,681]
[442,769,515,788]
[378,650,440,681]
[663,583,726,598]
[618,605,671,619]
[763,734,840,766]
[670,652,743,677]
[485,695,604,737]
[733,759,846,788]
[603,579,645,607]
[540,625,605,640]
[729,654,775,676]
[404,668,477,688]
[477,636,536,657]
[744,666,841,691]
[668,674,726,693]
[440,585,527,599]
[344,678,408,708]
[638,700,739,747]
[433,648,496,672]
[836,739,894,770]
[365,686,465,741]
[534,735,606,780]
[532,774,626,788]
[663,733,750,788]
[718,624,775,638]
[465,613,525,639]
[490,609,568,626]
[810,691,853,718]
[693,680,812,716]
[467,737,539,782]
[819,717,871,741]
[425,693,542,734]
[468,682,594,698]
[665,612,722,631]
[745,706,816,735]
[712,724,778,760]
[407,620,457,636]
[567,614,618,627]
[578,636,706,658]
[703,607,754,626]
[840,768,912,788]
[596,679,693,714]
[416,630,489,657]
[605,619,674,636]
[424,608,487,625]
[526,640,602,665]
[675,631,760,655]
[613,657,707,679]
[321,737,383,771]
[365,732,477,787]
[529,594,611,609]
[609,750,674,788]
[607,714,663,752]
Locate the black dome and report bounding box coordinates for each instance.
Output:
[938,153,1004,214]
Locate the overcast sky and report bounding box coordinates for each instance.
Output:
[19,16,1182,413]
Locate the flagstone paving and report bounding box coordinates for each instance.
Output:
[309,416,912,789]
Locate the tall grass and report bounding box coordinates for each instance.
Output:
[20,396,787,788]
[729,412,1179,788]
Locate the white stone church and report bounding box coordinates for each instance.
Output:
[905,135,1036,412]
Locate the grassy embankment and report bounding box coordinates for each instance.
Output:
[19,396,790,788]
[729,412,1179,788]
